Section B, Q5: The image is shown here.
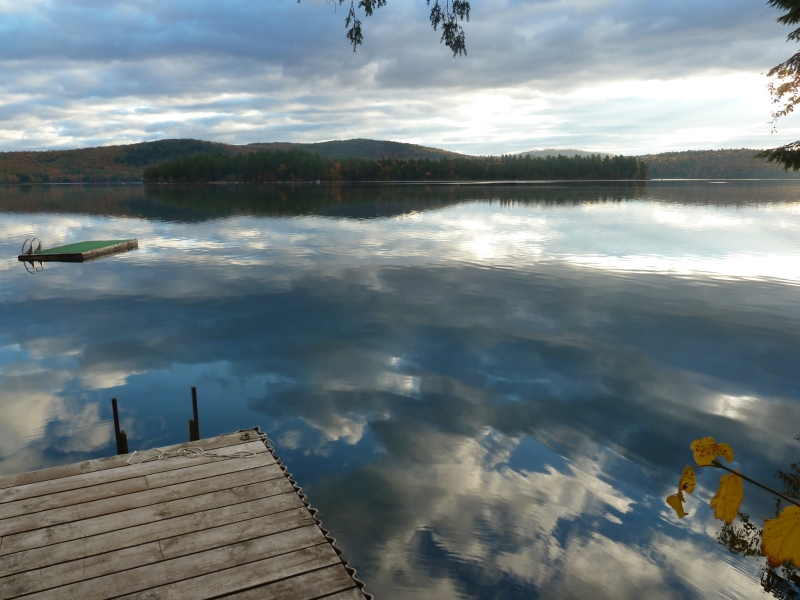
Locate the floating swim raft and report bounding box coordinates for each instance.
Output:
[18,239,138,262]
[0,429,370,600]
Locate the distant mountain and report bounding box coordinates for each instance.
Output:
[516,149,614,158]
[0,138,462,183]
[2,139,799,183]
[0,139,229,183]
[242,139,462,160]
[517,148,800,179]
[641,149,800,179]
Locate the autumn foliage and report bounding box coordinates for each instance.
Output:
[668,437,800,571]
[0,139,229,184]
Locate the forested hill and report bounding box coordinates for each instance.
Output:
[643,149,800,179]
[0,139,228,183]
[0,138,461,183]
[517,148,799,178]
[244,139,462,160]
[143,150,647,183]
[2,139,798,182]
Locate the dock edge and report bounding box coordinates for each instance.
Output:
[239,426,374,600]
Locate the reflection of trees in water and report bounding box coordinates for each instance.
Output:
[0,181,648,220]
[719,464,800,599]
[5,180,800,222]
[718,512,761,557]
[138,182,654,220]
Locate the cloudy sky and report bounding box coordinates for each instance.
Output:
[2,0,800,154]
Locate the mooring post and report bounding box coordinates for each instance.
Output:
[189,386,200,442]
[111,398,128,455]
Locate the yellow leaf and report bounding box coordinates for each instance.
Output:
[716,443,734,462]
[691,437,719,466]
[666,491,687,519]
[709,470,744,524]
[690,437,734,466]
[679,466,696,494]
[763,505,800,568]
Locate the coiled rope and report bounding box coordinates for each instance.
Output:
[126,446,257,465]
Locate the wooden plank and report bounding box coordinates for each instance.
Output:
[26,527,329,600]
[0,510,316,598]
[144,452,276,489]
[0,451,275,519]
[0,465,285,538]
[159,507,315,559]
[115,544,342,600]
[0,440,267,505]
[0,431,252,490]
[216,565,358,600]
[0,428,370,600]
[0,431,261,490]
[0,542,163,600]
[0,477,149,520]
[0,479,294,556]
[0,493,303,577]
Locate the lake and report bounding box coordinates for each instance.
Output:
[2,181,800,599]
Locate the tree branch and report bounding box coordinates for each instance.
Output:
[709,459,800,509]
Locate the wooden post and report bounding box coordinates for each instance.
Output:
[189,386,200,442]
[111,398,128,455]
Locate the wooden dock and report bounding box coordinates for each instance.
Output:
[0,429,369,600]
[18,239,138,262]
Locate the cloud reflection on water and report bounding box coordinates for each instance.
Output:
[0,183,799,598]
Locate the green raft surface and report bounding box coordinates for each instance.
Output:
[35,240,133,255]
[19,239,138,262]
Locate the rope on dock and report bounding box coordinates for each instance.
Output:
[126,446,258,465]
[237,427,375,600]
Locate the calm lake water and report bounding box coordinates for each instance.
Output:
[2,182,800,599]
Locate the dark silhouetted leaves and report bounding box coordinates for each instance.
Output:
[718,513,763,558]
[317,0,471,55]
[760,0,800,168]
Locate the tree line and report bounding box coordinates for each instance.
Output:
[143,150,648,183]
[643,149,800,179]
[0,139,227,184]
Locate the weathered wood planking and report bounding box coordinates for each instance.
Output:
[0,430,368,600]
[0,480,296,556]
[0,494,304,575]
[0,440,267,504]
[0,431,252,490]
[0,449,276,519]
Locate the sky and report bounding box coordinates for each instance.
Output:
[2,0,800,154]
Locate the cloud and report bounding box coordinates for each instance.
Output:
[0,366,112,471]
[0,0,798,152]
[1,186,795,595]
[7,192,796,473]
[305,428,759,599]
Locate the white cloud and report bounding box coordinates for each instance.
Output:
[0,0,797,152]
[0,369,112,464]
[357,430,759,599]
